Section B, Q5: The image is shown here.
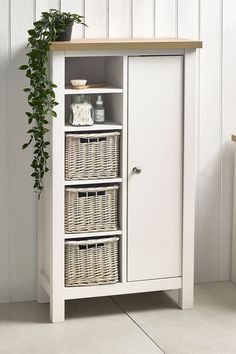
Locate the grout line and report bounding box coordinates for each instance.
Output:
[110,297,165,354]
[196,0,201,284]
[130,0,133,38]
[176,0,178,37]
[219,0,223,281]
[154,0,157,37]
[106,0,109,39]
[126,57,129,282]
[33,0,36,23]
[82,0,85,39]
[32,0,37,304]
[8,0,12,303]
[153,0,156,38]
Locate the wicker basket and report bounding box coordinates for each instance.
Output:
[65,185,119,233]
[65,237,119,286]
[65,132,120,180]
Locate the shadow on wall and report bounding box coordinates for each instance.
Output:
[1,45,36,303]
[196,139,234,283]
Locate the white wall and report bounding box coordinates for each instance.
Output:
[0,0,236,303]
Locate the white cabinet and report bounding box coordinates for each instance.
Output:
[231,135,236,283]
[37,38,202,322]
[128,56,183,281]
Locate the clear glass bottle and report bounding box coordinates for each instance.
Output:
[94,95,105,123]
[69,95,94,126]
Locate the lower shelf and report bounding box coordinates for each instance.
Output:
[64,277,182,300]
[64,230,122,239]
[64,121,123,132]
[64,178,122,186]
[40,272,182,301]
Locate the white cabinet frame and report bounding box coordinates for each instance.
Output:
[37,43,198,323]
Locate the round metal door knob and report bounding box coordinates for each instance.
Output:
[132,167,141,174]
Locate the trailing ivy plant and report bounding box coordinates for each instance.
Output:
[19,9,86,197]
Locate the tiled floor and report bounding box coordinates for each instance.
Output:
[0,282,236,354]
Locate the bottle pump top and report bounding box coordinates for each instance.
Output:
[96,95,103,105]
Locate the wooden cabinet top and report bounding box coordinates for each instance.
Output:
[50,38,202,51]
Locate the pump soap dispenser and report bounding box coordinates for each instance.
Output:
[94,95,105,123]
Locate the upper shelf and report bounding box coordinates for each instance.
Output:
[50,38,203,51]
[65,85,123,95]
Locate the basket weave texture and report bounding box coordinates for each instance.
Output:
[65,237,119,286]
[65,132,120,180]
[65,185,119,233]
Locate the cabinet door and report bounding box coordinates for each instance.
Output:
[128,56,183,281]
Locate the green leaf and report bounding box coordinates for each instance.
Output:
[52,111,57,117]
[19,65,28,70]
[43,31,51,36]
[28,29,36,36]
[42,12,50,18]
[22,143,28,150]
[33,20,43,28]
[50,91,55,98]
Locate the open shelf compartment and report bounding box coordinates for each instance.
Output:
[65,56,124,127]
[65,56,123,90]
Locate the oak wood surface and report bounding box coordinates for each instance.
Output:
[50,37,202,51]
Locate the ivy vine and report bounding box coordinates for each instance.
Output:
[19,9,86,197]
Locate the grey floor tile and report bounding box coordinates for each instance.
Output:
[0,296,162,354]
[113,282,236,354]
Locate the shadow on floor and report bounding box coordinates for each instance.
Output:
[66,291,179,319]
[0,290,179,324]
[112,290,179,313]
[0,301,50,324]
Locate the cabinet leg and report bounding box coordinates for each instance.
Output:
[50,297,65,323]
[178,286,194,309]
